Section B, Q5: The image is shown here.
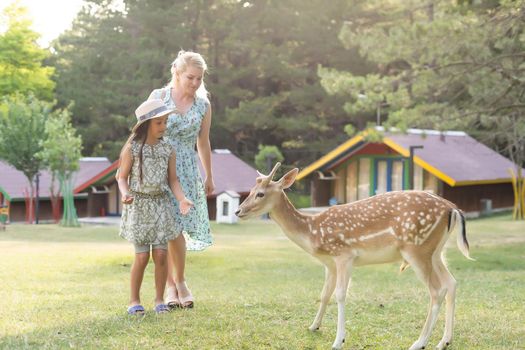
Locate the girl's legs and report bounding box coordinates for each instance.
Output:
[151,247,168,306]
[130,251,150,306]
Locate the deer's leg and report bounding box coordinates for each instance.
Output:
[402,251,446,350]
[332,256,354,350]
[309,262,336,331]
[435,256,457,350]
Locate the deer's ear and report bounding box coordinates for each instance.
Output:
[278,168,299,189]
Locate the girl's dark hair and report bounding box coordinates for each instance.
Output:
[119,120,150,184]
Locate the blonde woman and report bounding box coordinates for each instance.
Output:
[148,50,214,309]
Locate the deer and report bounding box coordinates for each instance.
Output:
[235,163,474,350]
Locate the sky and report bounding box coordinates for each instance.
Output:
[1,0,85,47]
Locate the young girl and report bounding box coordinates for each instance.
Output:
[117,99,193,315]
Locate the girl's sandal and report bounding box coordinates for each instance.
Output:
[176,281,194,309]
[127,304,145,315]
[166,286,181,309]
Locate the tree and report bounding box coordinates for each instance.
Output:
[255,145,285,174]
[50,0,374,166]
[0,3,55,100]
[0,93,51,223]
[38,108,83,227]
[320,0,525,218]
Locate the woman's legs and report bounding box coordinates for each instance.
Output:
[167,234,193,307]
[151,247,168,305]
[167,233,186,286]
[130,251,149,306]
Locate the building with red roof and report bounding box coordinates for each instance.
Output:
[0,150,258,222]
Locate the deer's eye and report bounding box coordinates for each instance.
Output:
[256,192,265,198]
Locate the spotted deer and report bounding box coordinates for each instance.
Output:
[235,163,473,350]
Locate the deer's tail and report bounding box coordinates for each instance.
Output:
[449,208,475,261]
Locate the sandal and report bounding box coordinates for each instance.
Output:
[155,303,170,314]
[127,304,145,315]
[176,281,194,309]
[166,286,181,309]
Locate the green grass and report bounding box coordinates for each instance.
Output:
[0,214,524,349]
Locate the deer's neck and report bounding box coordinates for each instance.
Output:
[269,192,313,252]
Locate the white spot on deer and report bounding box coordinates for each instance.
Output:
[338,234,345,240]
[312,229,318,235]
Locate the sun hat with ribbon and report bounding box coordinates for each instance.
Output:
[132,99,175,133]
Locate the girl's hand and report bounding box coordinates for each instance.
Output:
[179,197,194,215]
[122,193,134,204]
[204,177,215,196]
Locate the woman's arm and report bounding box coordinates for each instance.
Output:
[168,151,193,215]
[117,143,134,204]
[197,104,214,196]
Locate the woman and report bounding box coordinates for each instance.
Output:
[148,50,214,309]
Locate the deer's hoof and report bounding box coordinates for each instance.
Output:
[308,324,320,332]
[409,341,427,350]
[331,339,344,350]
[436,339,451,349]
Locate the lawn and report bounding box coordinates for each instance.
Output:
[1,214,524,349]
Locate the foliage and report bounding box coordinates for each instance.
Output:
[0,93,51,187]
[0,3,55,100]
[37,109,83,227]
[320,0,525,218]
[50,0,373,163]
[0,216,524,349]
[254,144,284,173]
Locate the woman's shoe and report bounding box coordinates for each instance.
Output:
[175,281,194,309]
[165,286,181,309]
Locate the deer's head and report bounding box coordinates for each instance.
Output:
[236,162,299,219]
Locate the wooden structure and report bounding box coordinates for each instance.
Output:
[297,128,522,216]
[0,149,258,222]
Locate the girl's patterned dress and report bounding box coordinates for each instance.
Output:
[149,87,213,251]
[119,140,180,245]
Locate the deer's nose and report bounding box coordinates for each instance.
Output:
[235,209,241,216]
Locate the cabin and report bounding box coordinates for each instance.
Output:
[297,128,520,216]
[0,149,258,222]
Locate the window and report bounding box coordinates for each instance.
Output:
[391,161,404,191]
[334,168,346,204]
[358,158,370,199]
[222,201,229,216]
[376,160,388,194]
[414,165,423,190]
[346,161,357,202]
[424,171,438,193]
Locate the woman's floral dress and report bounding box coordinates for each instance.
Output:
[149,87,213,251]
[119,140,181,245]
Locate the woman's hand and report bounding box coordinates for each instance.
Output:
[121,192,134,204]
[204,177,215,196]
[179,197,194,215]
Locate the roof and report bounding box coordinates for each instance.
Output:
[217,190,241,198]
[199,150,258,196]
[71,149,259,198]
[0,157,112,201]
[297,128,521,186]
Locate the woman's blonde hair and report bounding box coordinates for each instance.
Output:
[170,50,209,100]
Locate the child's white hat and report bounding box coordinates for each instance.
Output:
[133,99,175,133]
